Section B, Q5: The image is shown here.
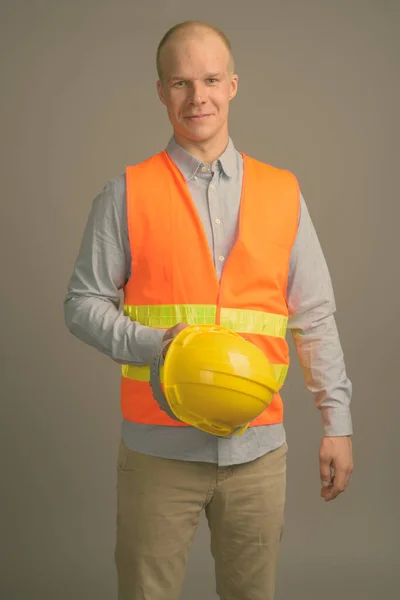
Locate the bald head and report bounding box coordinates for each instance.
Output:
[156,21,235,82]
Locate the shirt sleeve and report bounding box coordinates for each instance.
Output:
[287,193,353,436]
[63,175,165,365]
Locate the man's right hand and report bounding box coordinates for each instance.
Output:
[162,323,189,357]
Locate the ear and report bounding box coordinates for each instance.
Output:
[229,74,239,101]
[157,80,167,106]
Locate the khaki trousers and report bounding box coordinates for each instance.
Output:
[115,440,288,600]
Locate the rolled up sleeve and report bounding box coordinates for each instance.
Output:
[287,194,353,437]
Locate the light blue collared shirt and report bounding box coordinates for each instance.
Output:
[64,136,352,466]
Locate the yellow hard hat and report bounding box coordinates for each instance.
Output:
[157,324,279,438]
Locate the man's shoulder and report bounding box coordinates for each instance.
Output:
[91,172,127,217]
[126,150,165,171]
[96,150,164,203]
[243,153,298,182]
[98,171,126,196]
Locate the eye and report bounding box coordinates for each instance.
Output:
[207,78,218,84]
[174,81,186,87]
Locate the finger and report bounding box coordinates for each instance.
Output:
[321,468,350,501]
[322,487,339,501]
[319,456,333,487]
[161,338,173,358]
[322,481,344,501]
[333,463,347,489]
[320,481,334,500]
[162,323,189,357]
[163,323,187,342]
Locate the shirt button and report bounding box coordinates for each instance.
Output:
[201,166,208,172]
[193,176,198,180]
[209,184,215,190]
[218,255,225,262]
[215,218,221,225]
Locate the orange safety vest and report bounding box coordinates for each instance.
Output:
[121,150,300,428]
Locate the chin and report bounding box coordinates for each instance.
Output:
[189,132,216,143]
[185,124,217,138]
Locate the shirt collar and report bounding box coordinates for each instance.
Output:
[166,136,238,181]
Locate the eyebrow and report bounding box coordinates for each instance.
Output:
[168,72,223,82]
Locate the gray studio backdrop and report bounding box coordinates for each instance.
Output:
[1,1,399,599]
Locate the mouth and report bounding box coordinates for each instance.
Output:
[184,114,212,121]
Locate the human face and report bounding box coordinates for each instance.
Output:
[157,32,238,156]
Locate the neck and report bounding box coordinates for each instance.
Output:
[173,129,229,165]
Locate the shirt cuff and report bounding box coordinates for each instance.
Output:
[320,406,353,437]
[139,327,165,364]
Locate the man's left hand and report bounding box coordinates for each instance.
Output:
[319,436,354,502]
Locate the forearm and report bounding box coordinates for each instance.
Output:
[64,293,164,365]
[287,194,353,437]
[64,175,164,365]
[291,315,353,436]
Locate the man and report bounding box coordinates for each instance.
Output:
[64,20,354,600]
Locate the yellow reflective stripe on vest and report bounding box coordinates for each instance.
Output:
[219,307,287,338]
[123,304,288,337]
[124,304,217,328]
[122,363,288,388]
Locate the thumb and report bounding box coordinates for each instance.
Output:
[320,457,333,487]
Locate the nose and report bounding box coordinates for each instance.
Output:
[188,81,207,105]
